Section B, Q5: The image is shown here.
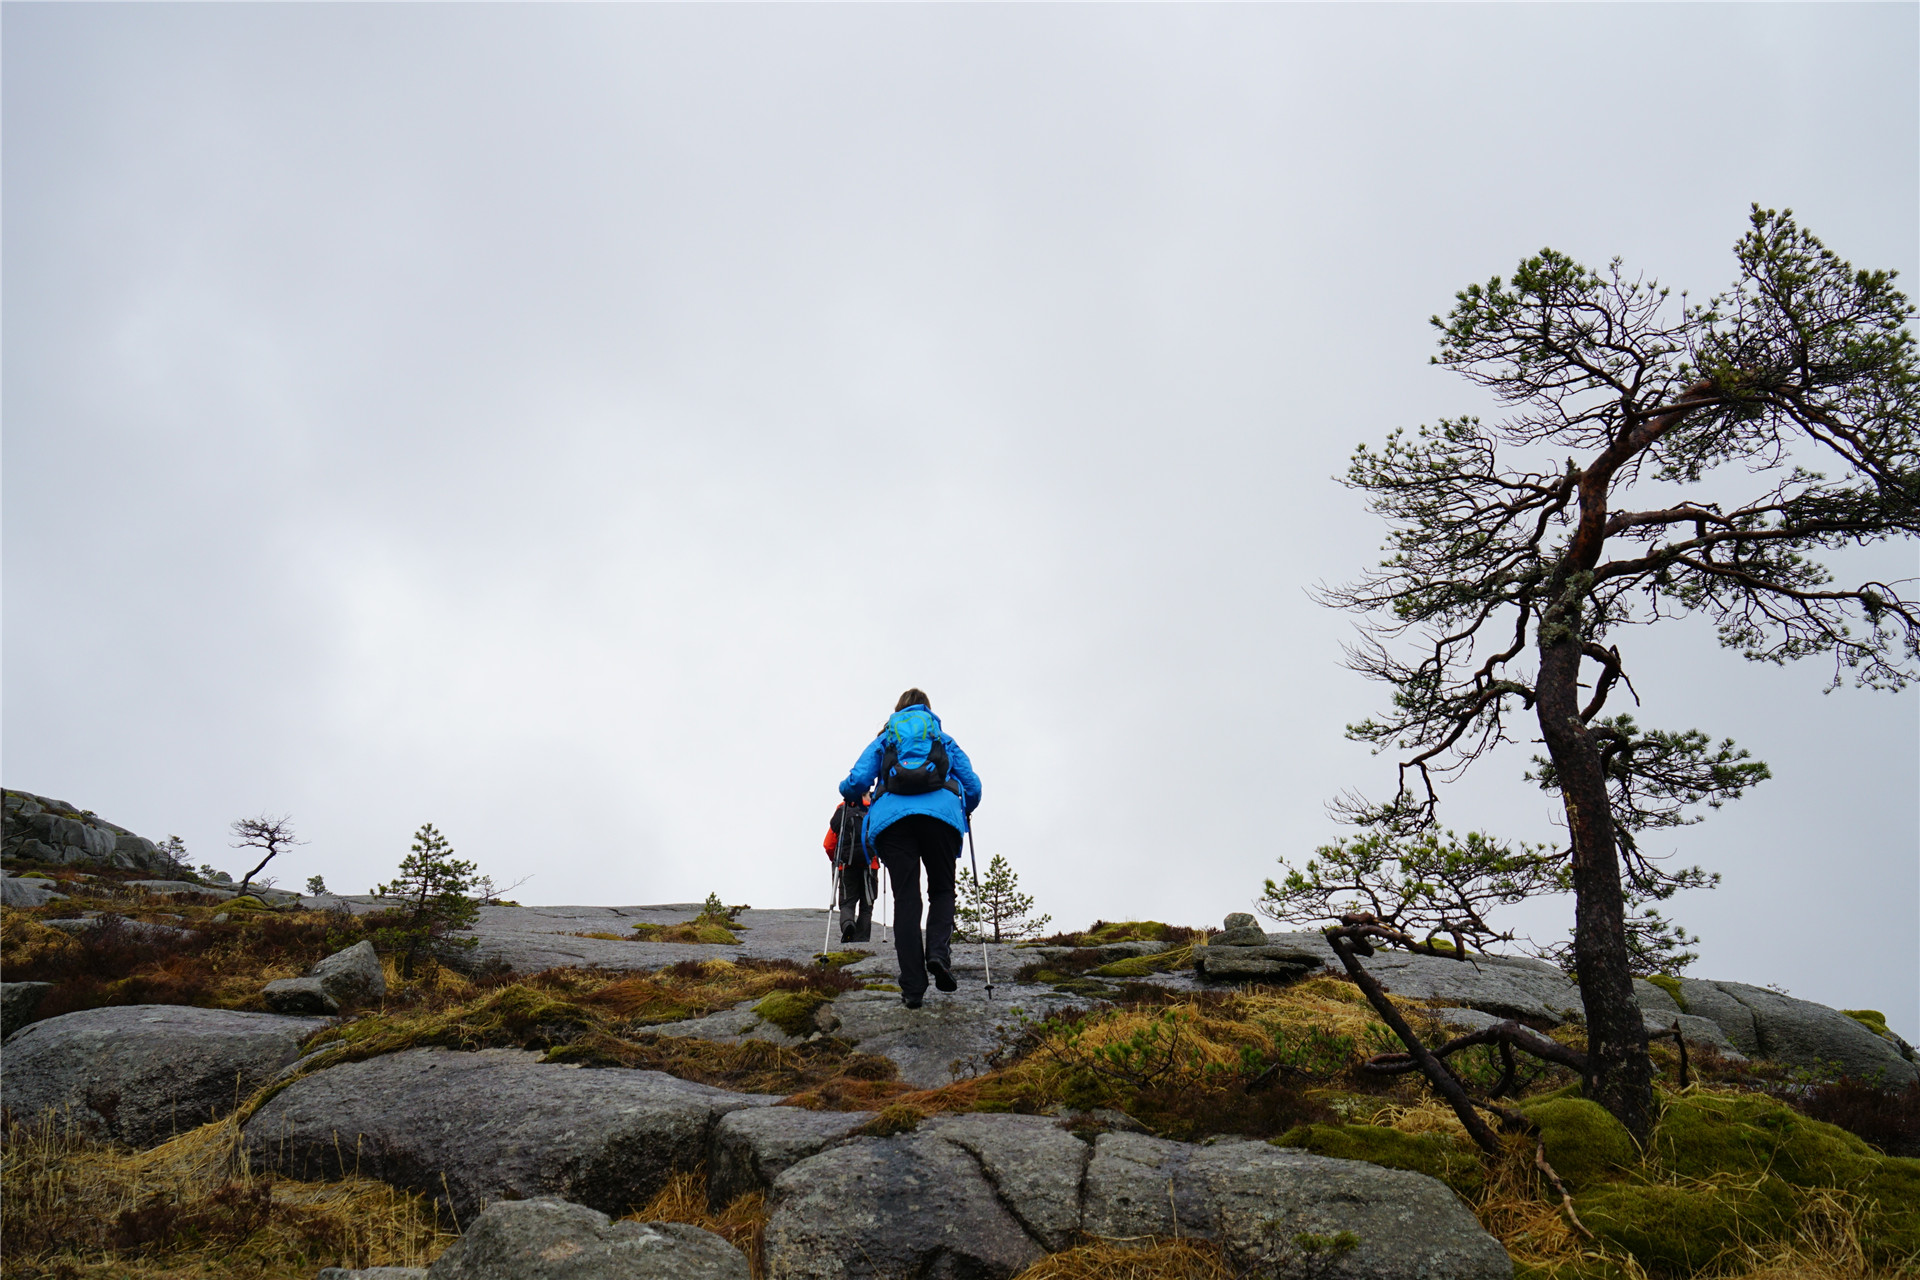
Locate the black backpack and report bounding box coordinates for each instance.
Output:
[876,706,957,796]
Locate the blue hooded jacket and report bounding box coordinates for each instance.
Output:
[840,708,981,849]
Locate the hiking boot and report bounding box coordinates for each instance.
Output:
[927,959,957,993]
[902,994,924,1009]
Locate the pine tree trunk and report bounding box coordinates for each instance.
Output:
[1537,604,1655,1144]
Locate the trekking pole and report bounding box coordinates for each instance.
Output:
[823,808,847,956]
[967,819,993,1001]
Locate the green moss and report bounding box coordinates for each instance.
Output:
[1652,1091,1878,1189]
[1574,1178,1796,1276]
[753,990,831,1037]
[225,895,274,911]
[1645,974,1687,1012]
[632,921,742,945]
[1519,1097,1638,1192]
[1080,921,1172,945]
[1091,952,1179,978]
[1049,978,1122,999]
[813,950,872,969]
[1273,1123,1484,1199]
[329,984,604,1059]
[1860,1157,1920,1261]
[17,871,53,880]
[1842,1009,1895,1040]
[863,982,900,993]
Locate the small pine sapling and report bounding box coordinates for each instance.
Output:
[957,852,1052,943]
[156,835,191,877]
[372,822,480,979]
[305,874,329,896]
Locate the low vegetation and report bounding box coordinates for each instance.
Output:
[630,893,752,944]
[0,1112,449,1280]
[6,890,1916,1280]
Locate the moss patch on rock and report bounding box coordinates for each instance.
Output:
[1091,949,1189,979]
[631,921,743,945]
[1843,1008,1896,1041]
[753,990,831,1037]
[1273,1123,1484,1199]
[1644,974,1687,1012]
[1574,1177,1797,1275]
[1652,1090,1880,1188]
[1518,1096,1638,1191]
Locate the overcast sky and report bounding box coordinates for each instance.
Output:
[5,4,1915,1036]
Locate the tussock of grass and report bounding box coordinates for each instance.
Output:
[0,1112,450,1280]
[1011,1239,1234,1280]
[852,1103,928,1137]
[1025,921,1202,949]
[623,1172,769,1279]
[631,922,744,944]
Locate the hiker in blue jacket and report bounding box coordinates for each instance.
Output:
[840,689,982,1008]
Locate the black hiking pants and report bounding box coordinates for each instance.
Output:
[836,856,875,944]
[874,814,962,1000]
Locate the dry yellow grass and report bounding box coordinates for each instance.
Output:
[0,1111,451,1280]
[623,1172,770,1279]
[1012,1240,1236,1280]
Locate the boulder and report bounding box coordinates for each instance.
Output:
[263,976,338,1015]
[707,1106,875,1208]
[763,1115,1510,1280]
[243,1047,778,1224]
[1082,1131,1512,1278]
[1209,914,1269,947]
[1193,940,1325,981]
[1,980,54,1038]
[925,1113,1091,1251]
[763,1127,1047,1280]
[0,1004,329,1147]
[1355,950,1583,1025]
[822,990,1027,1088]
[426,1198,750,1280]
[1695,981,1917,1085]
[313,940,387,1005]
[2,874,70,907]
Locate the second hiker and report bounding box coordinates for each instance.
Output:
[840,688,982,1008]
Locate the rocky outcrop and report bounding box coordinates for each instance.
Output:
[0,1004,329,1147]
[708,1106,876,1208]
[1,981,55,1038]
[1675,979,1915,1084]
[820,989,1036,1089]
[764,1115,1511,1280]
[1,874,70,907]
[426,1198,750,1280]
[243,1047,779,1224]
[2,789,185,875]
[265,940,387,1015]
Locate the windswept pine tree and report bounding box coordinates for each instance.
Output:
[1323,207,1920,1140]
